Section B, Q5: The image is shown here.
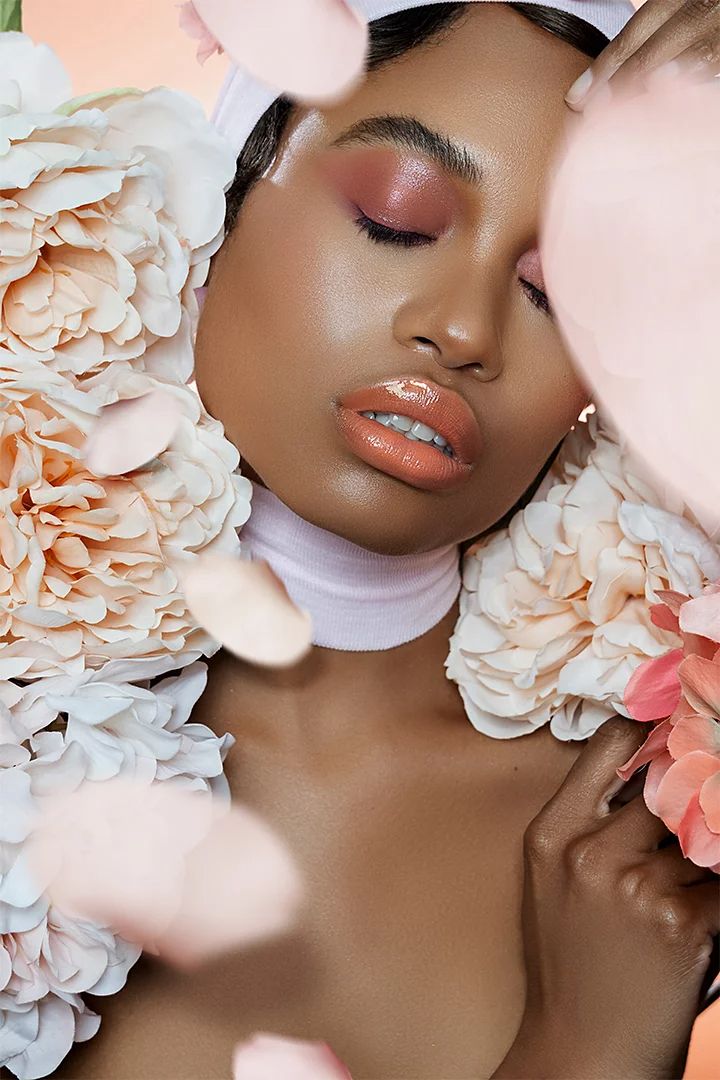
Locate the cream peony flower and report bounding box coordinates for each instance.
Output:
[0,660,231,1080]
[446,414,720,740]
[0,367,251,679]
[0,33,236,384]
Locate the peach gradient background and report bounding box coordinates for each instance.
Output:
[20,1,720,1076]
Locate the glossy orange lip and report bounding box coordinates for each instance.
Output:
[334,378,482,492]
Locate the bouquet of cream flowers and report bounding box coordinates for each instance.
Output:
[0,9,252,1077]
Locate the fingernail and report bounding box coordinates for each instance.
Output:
[566,68,593,106]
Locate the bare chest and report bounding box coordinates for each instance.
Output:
[54,722,582,1080]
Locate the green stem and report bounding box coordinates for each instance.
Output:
[0,0,22,32]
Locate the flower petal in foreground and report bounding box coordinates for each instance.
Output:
[192,0,369,103]
[233,1035,352,1080]
[83,389,185,477]
[178,556,313,668]
[24,779,302,968]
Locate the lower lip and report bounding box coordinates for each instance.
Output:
[334,408,474,492]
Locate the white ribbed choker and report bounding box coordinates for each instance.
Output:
[241,483,462,652]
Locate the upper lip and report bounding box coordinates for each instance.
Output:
[337,377,483,465]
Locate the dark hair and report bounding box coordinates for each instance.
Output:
[222,2,609,234]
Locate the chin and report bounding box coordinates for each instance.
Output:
[266,473,462,558]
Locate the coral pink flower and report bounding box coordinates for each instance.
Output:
[620,589,720,872]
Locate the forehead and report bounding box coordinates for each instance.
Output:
[284,4,589,195]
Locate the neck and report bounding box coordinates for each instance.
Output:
[241,482,462,653]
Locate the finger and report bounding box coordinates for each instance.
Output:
[596,789,676,856]
[538,716,651,838]
[608,3,720,96]
[684,878,720,937]
[649,34,720,84]
[566,0,685,108]
[652,835,719,886]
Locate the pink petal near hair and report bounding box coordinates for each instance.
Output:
[191,0,369,102]
[83,389,185,477]
[233,1034,353,1080]
[177,2,225,65]
[178,555,314,668]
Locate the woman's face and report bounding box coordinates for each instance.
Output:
[195,2,591,556]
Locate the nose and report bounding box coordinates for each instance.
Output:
[391,258,504,380]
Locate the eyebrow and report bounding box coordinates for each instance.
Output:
[330,114,483,189]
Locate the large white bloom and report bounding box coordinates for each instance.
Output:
[0,33,236,384]
[0,660,231,1080]
[446,414,720,740]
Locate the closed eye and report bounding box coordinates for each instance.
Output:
[520,279,552,318]
[353,211,435,249]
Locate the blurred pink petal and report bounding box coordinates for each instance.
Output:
[617,716,673,782]
[679,591,720,644]
[678,654,720,718]
[84,389,184,477]
[623,648,683,722]
[157,803,303,967]
[26,780,302,966]
[542,76,720,524]
[177,1,225,65]
[178,555,313,668]
[655,750,720,832]
[192,0,368,102]
[233,1035,352,1080]
[677,789,720,868]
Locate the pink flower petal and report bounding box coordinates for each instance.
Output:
[650,603,680,634]
[233,1035,352,1080]
[623,648,683,722]
[192,0,369,103]
[177,2,224,65]
[178,555,313,668]
[617,717,673,782]
[542,76,720,523]
[644,750,674,817]
[678,654,720,718]
[667,712,720,761]
[655,750,720,832]
[680,591,720,644]
[677,790,720,868]
[655,591,691,617]
[699,769,720,834]
[25,780,302,964]
[84,389,184,477]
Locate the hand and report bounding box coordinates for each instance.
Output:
[494,717,720,1080]
[565,0,720,110]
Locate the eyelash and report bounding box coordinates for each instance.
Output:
[353,211,552,317]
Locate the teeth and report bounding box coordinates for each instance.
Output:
[359,411,454,457]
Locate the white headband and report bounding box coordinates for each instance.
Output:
[211,0,636,156]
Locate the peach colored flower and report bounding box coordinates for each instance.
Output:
[446,413,720,740]
[0,368,251,679]
[620,589,720,872]
[0,34,236,383]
